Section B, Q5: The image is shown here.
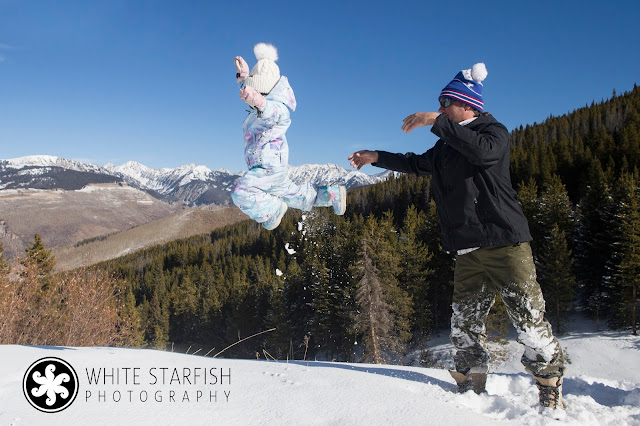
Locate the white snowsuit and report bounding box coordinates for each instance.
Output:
[231,76,318,224]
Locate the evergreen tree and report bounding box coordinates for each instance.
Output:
[539,175,575,247]
[278,259,314,359]
[170,274,199,343]
[398,205,433,333]
[536,224,575,333]
[353,235,395,364]
[263,271,291,359]
[605,171,640,333]
[24,233,55,276]
[307,256,338,359]
[352,214,412,363]
[423,200,454,330]
[293,211,357,361]
[148,292,169,349]
[518,178,543,253]
[142,257,167,302]
[527,176,576,331]
[121,286,145,347]
[574,160,614,323]
[373,213,413,351]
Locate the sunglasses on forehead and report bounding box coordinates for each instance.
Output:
[439,97,455,108]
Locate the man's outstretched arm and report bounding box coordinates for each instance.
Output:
[348,150,379,170]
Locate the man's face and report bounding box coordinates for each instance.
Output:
[439,97,473,123]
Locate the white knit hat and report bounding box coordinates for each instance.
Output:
[245,43,280,95]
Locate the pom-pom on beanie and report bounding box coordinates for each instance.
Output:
[439,63,488,111]
[245,43,280,95]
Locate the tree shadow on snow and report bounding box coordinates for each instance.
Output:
[285,362,640,406]
[287,361,455,391]
[22,345,77,351]
[564,377,638,407]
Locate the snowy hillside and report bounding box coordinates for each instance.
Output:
[2,318,638,425]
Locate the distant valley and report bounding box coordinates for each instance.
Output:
[52,205,248,271]
[0,183,181,260]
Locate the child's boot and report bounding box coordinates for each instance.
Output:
[315,186,346,215]
[262,201,288,230]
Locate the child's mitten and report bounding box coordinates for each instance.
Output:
[239,85,266,110]
[235,56,249,82]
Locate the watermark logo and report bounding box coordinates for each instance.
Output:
[23,357,79,413]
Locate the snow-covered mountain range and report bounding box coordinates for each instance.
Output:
[1,155,105,173]
[0,155,393,206]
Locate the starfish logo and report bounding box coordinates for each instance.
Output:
[23,357,79,413]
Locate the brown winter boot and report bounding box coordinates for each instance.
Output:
[449,370,487,394]
[534,376,565,411]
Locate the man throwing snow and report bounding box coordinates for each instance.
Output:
[348,64,566,412]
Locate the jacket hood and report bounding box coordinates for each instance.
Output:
[266,76,296,112]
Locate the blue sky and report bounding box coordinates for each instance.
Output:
[1,0,638,173]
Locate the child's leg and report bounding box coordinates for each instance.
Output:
[267,167,317,211]
[314,186,347,215]
[267,168,347,215]
[231,168,286,224]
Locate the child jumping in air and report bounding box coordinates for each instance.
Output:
[232,42,346,230]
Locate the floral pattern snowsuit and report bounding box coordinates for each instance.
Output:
[232,76,318,224]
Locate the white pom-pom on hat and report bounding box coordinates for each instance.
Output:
[254,43,278,62]
[246,42,281,94]
[441,63,487,110]
[471,63,488,84]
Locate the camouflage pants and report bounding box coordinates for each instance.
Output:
[451,243,565,378]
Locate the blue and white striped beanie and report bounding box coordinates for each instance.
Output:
[439,63,488,111]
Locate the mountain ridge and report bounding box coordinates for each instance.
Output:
[2,155,391,206]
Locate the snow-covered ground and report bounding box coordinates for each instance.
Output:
[1,316,638,425]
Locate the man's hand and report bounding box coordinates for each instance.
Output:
[348,150,379,170]
[240,85,266,110]
[401,112,440,134]
[235,56,249,82]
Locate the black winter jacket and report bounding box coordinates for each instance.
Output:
[374,113,532,252]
